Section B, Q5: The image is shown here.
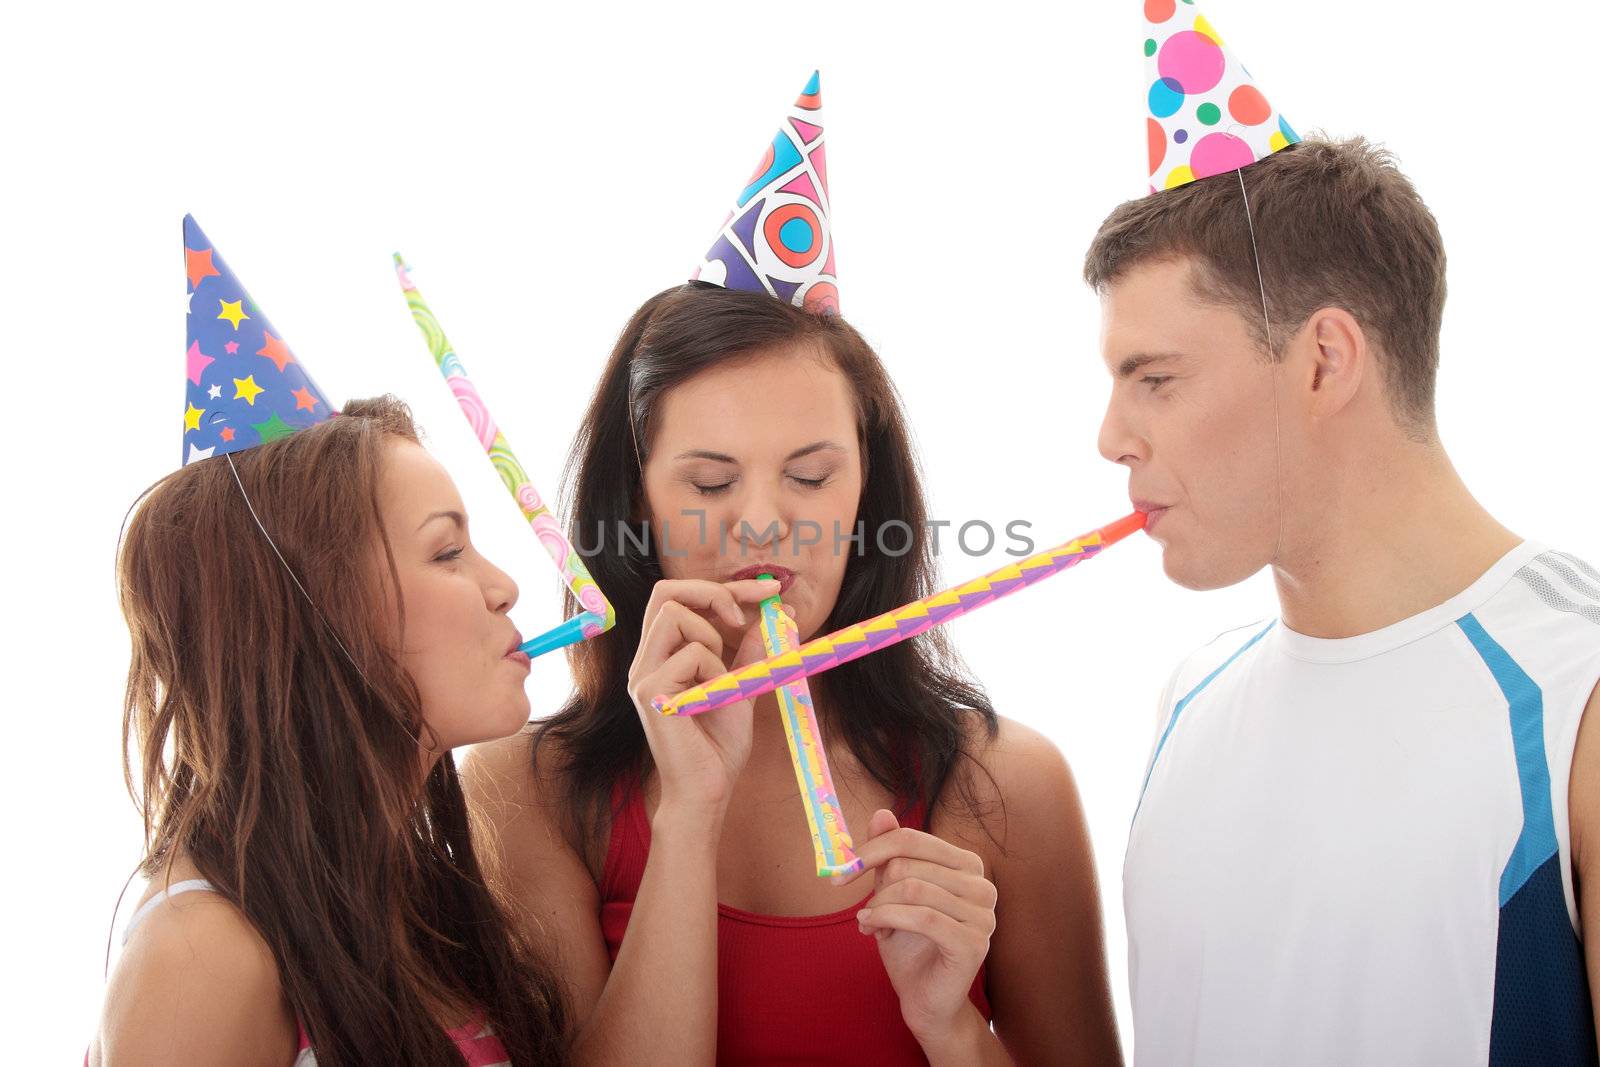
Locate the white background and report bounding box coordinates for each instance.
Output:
[4,0,1596,1060]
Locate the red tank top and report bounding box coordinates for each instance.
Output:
[599,780,992,1066]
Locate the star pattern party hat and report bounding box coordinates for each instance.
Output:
[692,71,839,315]
[1144,0,1300,193]
[183,215,334,465]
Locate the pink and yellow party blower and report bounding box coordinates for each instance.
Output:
[757,578,863,877]
[654,513,1145,717]
[395,255,615,658]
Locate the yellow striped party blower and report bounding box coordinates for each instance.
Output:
[655,513,1146,717]
[757,577,864,877]
[395,255,615,658]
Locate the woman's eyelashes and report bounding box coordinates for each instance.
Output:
[432,544,466,563]
[686,469,834,496]
[788,469,831,489]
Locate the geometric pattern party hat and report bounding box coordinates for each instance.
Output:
[1145,0,1301,193]
[182,214,335,465]
[691,71,840,316]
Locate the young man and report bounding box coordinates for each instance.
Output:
[1092,4,1600,1065]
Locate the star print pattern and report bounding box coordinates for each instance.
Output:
[182,215,334,464]
[216,299,249,330]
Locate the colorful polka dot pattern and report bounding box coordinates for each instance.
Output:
[692,71,839,315]
[1144,0,1300,193]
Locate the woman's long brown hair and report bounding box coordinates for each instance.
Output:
[118,396,567,1065]
[538,284,999,859]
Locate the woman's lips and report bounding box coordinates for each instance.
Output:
[729,562,796,595]
[506,632,531,668]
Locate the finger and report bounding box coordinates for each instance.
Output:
[642,579,768,631]
[855,903,980,952]
[832,808,900,887]
[723,577,786,604]
[865,878,995,933]
[843,821,985,882]
[636,600,724,673]
[872,858,998,908]
[633,643,736,712]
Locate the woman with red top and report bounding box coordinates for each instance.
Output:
[466,285,1123,1065]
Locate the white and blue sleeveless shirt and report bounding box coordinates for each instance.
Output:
[1125,541,1600,1065]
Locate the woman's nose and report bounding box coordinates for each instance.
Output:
[482,557,519,614]
[733,489,789,550]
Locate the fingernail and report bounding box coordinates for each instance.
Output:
[856,908,872,921]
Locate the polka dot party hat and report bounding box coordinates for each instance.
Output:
[692,71,839,316]
[1145,0,1301,193]
[182,215,335,466]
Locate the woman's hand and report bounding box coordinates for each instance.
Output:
[626,577,779,818]
[838,809,998,1051]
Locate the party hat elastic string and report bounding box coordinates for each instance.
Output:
[1236,168,1286,567]
[225,452,376,695]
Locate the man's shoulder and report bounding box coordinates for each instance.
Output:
[1472,545,1600,675]
[1494,546,1600,627]
[1165,618,1278,703]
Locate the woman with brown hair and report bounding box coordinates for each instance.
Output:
[467,278,1122,1064]
[469,75,1120,1067]
[94,395,569,1066]
[93,396,569,1066]
[91,220,567,1065]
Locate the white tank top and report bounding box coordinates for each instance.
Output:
[1125,540,1600,1065]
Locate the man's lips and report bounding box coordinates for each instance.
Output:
[729,563,795,594]
[1131,499,1171,531]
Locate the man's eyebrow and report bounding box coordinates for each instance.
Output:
[417,509,465,533]
[1116,353,1182,379]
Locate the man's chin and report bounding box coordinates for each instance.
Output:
[1161,543,1264,592]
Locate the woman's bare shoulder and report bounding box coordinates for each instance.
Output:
[97,887,295,1066]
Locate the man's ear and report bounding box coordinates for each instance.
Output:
[1300,306,1367,420]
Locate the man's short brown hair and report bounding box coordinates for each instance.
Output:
[1083,137,1447,432]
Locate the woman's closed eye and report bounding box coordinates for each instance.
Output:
[686,468,834,494]
[433,544,466,563]
[789,471,831,489]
